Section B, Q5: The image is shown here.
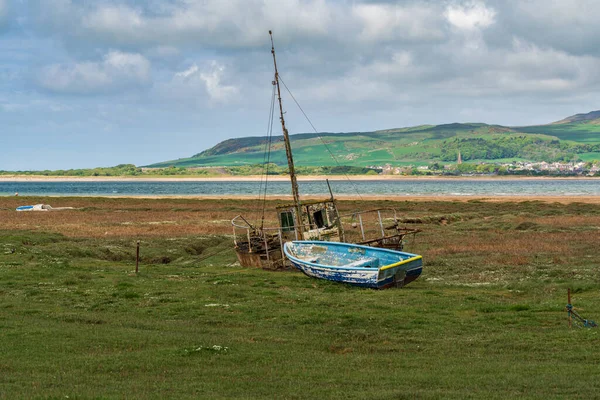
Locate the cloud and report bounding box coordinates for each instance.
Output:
[16,1,600,130]
[31,0,336,49]
[163,61,239,105]
[445,1,496,31]
[352,3,444,42]
[492,0,600,57]
[175,64,199,79]
[38,51,151,94]
[27,1,600,110]
[426,37,600,99]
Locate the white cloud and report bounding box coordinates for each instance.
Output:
[445,1,496,31]
[353,3,444,42]
[166,61,239,105]
[199,62,239,103]
[38,51,151,94]
[175,64,199,79]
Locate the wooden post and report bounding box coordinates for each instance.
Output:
[263,234,270,263]
[247,229,253,253]
[358,214,365,240]
[378,210,385,237]
[567,288,572,328]
[278,229,285,263]
[326,179,345,242]
[136,240,140,274]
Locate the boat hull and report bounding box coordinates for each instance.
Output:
[284,241,422,289]
[235,247,283,270]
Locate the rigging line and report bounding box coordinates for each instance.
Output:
[260,85,276,202]
[256,84,275,229]
[256,82,277,227]
[260,85,276,195]
[260,84,277,230]
[278,75,364,201]
[195,245,235,264]
[255,88,272,222]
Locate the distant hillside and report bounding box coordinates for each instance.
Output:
[552,110,600,125]
[146,111,600,168]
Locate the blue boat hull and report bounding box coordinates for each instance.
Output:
[284,241,423,289]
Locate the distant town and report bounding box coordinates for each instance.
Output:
[373,160,600,177]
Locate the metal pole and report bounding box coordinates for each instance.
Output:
[377,210,385,237]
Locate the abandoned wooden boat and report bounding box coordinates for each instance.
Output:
[284,241,422,289]
[231,31,422,276]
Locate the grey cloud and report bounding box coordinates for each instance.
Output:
[485,0,600,56]
[30,0,338,50]
[37,51,151,94]
[24,0,600,124]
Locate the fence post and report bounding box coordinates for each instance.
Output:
[567,288,572,328]
[136,240,140,274]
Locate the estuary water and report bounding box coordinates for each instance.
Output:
[0,179,599,197]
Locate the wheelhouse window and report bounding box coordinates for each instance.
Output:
[279,211,295,232]
[313,209,326,228]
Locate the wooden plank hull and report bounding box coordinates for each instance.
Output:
[235,247,283,270]
[284,241,422,289]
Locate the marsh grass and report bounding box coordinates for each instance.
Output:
[1,197,599,398]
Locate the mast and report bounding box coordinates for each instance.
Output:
[270,30,304,236]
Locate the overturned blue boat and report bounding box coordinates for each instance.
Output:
[284,241,422,289]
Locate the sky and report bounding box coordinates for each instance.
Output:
[1,0,599,170]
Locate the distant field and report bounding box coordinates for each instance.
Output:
[1,196,599,398]
[578,152,600,161]
[518,123,600,143]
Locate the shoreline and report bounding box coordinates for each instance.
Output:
[0,174,598,182]
[3,193,600,204]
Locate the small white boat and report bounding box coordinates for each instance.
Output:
[16,204,49,211]
[284,241,422,289]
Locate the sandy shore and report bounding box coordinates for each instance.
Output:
[0,174,598,182]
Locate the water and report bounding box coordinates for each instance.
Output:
[1,179,599,197]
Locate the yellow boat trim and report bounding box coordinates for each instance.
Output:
[380,255,423,271]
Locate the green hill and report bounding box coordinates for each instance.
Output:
[147,111,600,168]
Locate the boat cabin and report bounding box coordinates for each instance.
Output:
[276,199,343,242]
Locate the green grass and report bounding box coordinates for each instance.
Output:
[519,123,600,143]
[1,199,600,398]
[578,152,600,162]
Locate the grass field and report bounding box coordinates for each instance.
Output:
[1,196,600,398]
